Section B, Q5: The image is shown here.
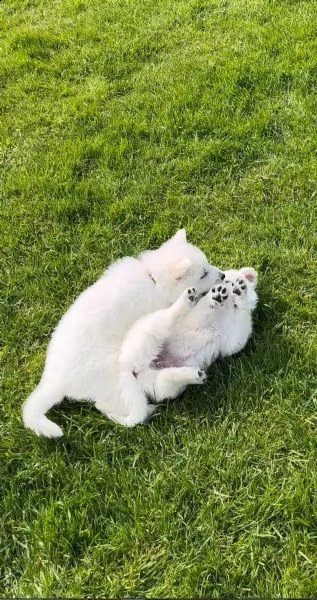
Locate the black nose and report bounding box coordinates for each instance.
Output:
[219,272,225,281]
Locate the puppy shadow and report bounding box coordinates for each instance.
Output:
[155,288,293,424]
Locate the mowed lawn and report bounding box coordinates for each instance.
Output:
[1,0,316,596]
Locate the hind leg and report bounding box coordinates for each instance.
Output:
[142,366,207,404]
[107,404,155,427]
[96,364,206,428]
[95,387,155,428]
[98,364,207,427]
[96,402,155,427]
[112,366,206,426]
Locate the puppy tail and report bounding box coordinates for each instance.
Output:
[22,382,63,438]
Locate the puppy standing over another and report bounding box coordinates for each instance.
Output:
[116,267,258,426]
[23,230,223,437]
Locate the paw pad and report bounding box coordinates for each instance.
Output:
[187,287,198,302]
[233,277,247,296]
[211,285,228,304]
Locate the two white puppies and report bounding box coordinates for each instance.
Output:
[23,230,223,437]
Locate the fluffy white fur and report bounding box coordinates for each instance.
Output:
[115,267,258,426]
[23,229,223,437]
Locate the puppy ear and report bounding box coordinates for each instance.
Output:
[241,267,257,284]
[174,258,192,280]
[171,228,187,244]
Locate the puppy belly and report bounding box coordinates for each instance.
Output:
[151,350,185,369]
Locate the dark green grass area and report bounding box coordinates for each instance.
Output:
[1,0,316,596]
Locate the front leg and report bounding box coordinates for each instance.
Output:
[168,287,199,321]
[120,287,199,373]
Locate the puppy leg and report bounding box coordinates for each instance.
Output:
[143,366,207,404]
[168,286,199,320]
[111,364,206,427]
[105,405,155,427]
[120,286,199,373]
[95,390,155,427]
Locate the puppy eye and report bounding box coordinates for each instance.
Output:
[200,269,208,280]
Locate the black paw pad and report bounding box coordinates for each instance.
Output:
[212,284,228,303]
[233,288,241,295]
[187,287,197,302]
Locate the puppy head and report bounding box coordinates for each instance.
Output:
[141,229,223,303]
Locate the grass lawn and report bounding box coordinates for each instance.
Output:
[1,0,316,596]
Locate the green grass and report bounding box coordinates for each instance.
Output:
[1,0,317,596]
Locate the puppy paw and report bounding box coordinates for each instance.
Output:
[187,368,207,384]
[211,284,228,304]
[232,278,247,296]
[176,366,207,384]
[197,369,207,383]
[173,287,199,318]
[186,287,198,304]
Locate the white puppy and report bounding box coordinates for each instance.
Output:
[116,267,258,425]
[23,229,223,437]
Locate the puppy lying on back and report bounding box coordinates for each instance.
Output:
[116,267,258,426]
[23,230,223,437]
